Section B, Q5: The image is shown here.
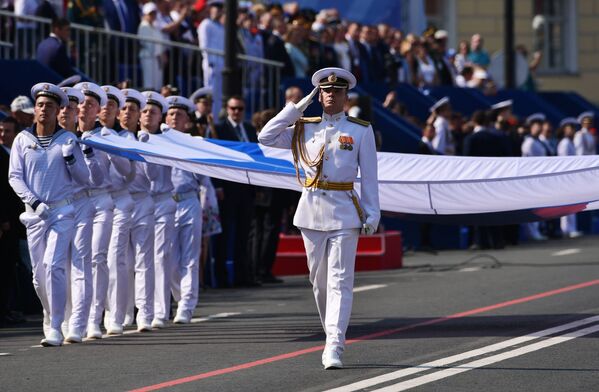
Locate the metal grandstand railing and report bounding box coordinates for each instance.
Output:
[0,10,283,114]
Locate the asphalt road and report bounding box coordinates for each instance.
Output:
[2,236,599,392]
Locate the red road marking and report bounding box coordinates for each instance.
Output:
[129,278,599,392]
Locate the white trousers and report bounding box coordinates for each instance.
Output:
[560,214,577,235]
[171,197,202,314]
[66,197,94,333]
[126,195,155,325]
[105,192,134,326]
[88,193,115,326]
[202,59,223,118]
[153,197,176,321]
[301,227,359,351]
[21,204,75,329]
[141,57,163,91]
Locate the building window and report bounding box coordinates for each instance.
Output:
[532,0,577,73]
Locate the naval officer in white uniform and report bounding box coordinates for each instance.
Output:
[259,67,380,369]
[9,83,90,346]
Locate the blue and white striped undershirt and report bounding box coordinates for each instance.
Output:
[37,135,52,148]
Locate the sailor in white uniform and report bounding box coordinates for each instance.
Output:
[115,88,148,326]
[522,113,549,241]
[57,87,104,343]
[9,83,90,346]
[259,67,380,369]
[164,95,204,324]
[97,86,137,335]
[71,82,127,339]
[573,111,596,156]
[557,117,583,238]
[430,96,455,155]
[139,91,176,329]
[121,92,160,332]
[198,0,225,117]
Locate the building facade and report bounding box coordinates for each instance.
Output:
[426,0,599,102]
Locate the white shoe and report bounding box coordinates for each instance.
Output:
[137,322,152,332]
[151,319,167,329]
[106,324,123,335]
[123,314,134,327]
[86,324,103,339]
[41,328,63,347]
[322,349,343,370]
[173,310,192,324]
[65,329,82,343]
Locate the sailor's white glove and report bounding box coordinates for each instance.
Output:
[294,87,319,113]
[34,202,50,220]
[361,223,376,235]
[80,131,93,140]
[100,127,112,137]
[61,139,75,158]
[137,130,150,142]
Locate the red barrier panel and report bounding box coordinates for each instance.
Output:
[272,231,403,276]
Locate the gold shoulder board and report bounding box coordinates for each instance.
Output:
[347,116,370,127]
[299,117,322,123]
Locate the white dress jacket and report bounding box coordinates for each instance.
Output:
[258,103,380,232]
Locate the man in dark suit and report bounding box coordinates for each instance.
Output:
[103,0,142,83]
[463,111,511,249]
[103,0,141,33]
[214,96,259,287]
[0,117,26,326]
[36,17,75,78]
[358,25,386,84]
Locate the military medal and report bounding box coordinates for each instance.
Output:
[338,136,354,150]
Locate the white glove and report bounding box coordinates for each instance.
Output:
[81,131,93,140]
[137,131,150,142]
[100,127,112,136]
[34,202,50,220]
[294,87,319,113]
[361,223,376,235]
[61,139,74,157]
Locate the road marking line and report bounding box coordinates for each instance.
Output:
[459,267,481,272]
[354,284,388,293]
[325,315,599,392]
[128,278,599,392]
[191,312,241,323]
[371,323,599,392]
[552,248,581,256]
[0,352,11,356]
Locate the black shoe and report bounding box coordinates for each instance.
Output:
[261,274,284,284]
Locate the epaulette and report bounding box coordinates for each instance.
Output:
[347,116,370,127]
[299,117,322,124]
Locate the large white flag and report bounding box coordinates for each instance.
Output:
[83,130,599,224]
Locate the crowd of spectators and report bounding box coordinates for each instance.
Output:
[2,1,542,100]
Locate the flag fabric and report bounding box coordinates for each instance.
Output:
[82,129,599,225]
